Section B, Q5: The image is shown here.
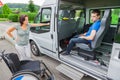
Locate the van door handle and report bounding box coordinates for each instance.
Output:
[0,56,2,61]
[51,34,53,39]
[118,51,120,59]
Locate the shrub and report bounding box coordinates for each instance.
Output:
[8,14,19,22]
[20,13,37,22]
[0,14,8,18]
[27,13,37,22]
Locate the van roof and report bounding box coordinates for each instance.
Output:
[61,0,120,8]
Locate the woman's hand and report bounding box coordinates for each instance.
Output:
[47,23,50,25]
[31,23,50,27]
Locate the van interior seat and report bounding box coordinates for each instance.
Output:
[76,9,111,51]
[69,10,77,33]
[75,12,85,34]
[58,10,76,40]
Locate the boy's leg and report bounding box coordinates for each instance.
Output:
[66,38,88,54]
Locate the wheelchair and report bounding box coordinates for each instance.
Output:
[0,50,55,80]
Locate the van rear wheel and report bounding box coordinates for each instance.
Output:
[30,41,42,56]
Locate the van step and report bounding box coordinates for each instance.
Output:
[56,64,84,80]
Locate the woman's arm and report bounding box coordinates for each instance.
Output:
[31,23,50,27]
[6,27,16,40]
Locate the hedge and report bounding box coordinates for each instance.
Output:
[19,13,37,22]
[0,13,37,22]
[8,14,19,22]
[0,14,9,18]
[27,13,37,21]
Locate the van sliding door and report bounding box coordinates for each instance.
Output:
[107,16,120,80]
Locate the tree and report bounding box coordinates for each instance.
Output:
[28,0,36,12]
[0,8,2,14]
[2,4,12,14]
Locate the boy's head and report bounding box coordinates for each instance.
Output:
[91,9,100,22]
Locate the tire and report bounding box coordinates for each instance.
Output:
[30,41,42,56]
[11,71,40,80]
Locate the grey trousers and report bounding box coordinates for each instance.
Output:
[15,44,32,60]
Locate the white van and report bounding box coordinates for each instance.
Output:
[29,0,120,80]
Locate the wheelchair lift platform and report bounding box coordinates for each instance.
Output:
[56,64,84,80]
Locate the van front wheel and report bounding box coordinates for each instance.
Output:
[30,41,42,56]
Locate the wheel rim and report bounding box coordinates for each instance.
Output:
[31,44,38,55]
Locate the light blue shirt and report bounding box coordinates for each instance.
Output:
[14,24,31,46]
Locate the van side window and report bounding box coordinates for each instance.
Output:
[111,9,120,24]
[41,8,51,23]
[114,15,120,43]
[31,8,51,33]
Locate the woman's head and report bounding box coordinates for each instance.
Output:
[19,15,29,26]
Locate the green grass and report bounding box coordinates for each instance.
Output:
[0,18,9,22]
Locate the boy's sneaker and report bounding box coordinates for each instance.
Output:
[61,51,70,55]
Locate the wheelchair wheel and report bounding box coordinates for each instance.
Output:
[10,72,40,80]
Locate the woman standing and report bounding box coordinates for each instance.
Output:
[6,15,49,60]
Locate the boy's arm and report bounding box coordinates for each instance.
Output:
[80,30,96,40]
